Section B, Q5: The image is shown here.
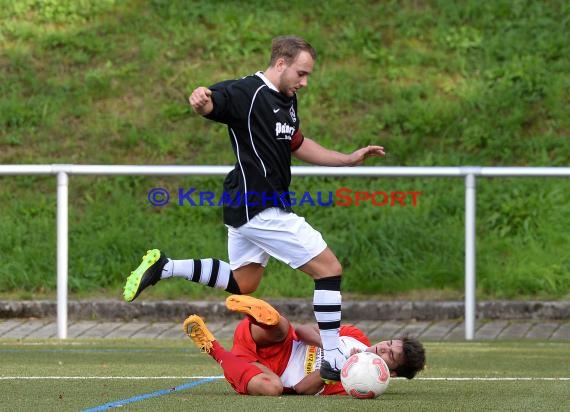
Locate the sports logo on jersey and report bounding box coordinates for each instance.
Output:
[275,122,295,140]
[289,106,297,122]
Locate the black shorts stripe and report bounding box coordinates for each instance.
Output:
[191,260,202,283]
[317,320,341,330]
[208,259,220,287]
[313,304,341,312]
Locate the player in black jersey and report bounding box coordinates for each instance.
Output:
[123,36,385,383]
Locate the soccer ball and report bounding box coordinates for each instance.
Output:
[341,351,391,399]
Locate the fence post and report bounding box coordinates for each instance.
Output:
[465,173,477,340]
[57,172,69,339]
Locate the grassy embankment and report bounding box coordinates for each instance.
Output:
[0,0,568,300]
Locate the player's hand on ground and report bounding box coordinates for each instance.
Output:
[189,87,213,115]
[347,145,386,166]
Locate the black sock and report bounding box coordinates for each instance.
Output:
[225,273,242,294]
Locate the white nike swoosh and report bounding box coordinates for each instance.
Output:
[273,108,279,113]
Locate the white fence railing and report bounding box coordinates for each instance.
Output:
[1,165,569,340]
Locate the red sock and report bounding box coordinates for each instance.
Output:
[209,341,263,394]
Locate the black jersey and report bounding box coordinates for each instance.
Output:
[205,72,305,227]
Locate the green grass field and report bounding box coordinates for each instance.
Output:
[1,339,568,411]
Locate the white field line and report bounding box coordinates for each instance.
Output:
[1,376,569,381]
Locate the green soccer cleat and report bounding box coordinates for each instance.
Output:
[123,249,167,302]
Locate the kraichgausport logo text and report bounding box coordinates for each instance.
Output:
[147,188,422,207]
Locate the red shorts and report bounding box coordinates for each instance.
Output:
[231,318,296,377]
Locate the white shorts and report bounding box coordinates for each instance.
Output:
[227,207,328,270]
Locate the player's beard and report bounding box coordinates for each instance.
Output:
[278,72,298,97]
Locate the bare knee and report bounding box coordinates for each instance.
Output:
[298,248,343,278]
[259,379,283,396]
[329,259,342,276]
[247,374,283,396]
[321,258,343,277]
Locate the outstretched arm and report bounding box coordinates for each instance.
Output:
[293,137,385,166]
